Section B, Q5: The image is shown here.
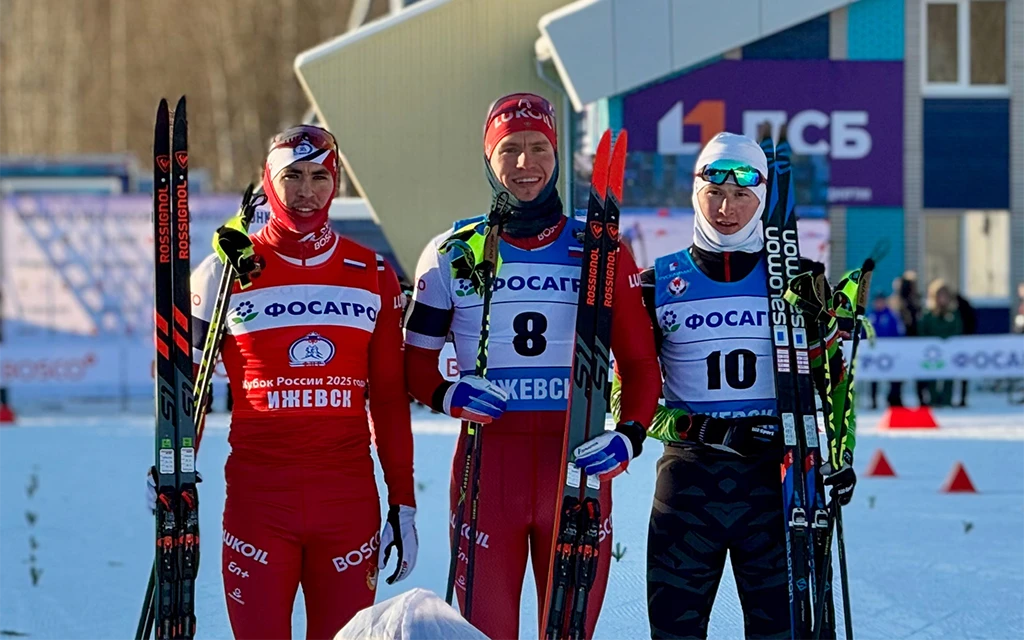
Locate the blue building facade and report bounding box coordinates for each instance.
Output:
[603,0,1020,332]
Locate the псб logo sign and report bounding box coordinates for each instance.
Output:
[657,100,871,160]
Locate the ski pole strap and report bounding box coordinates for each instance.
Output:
[670,414,783,457]
[440,223,503,296]
[440,225,488,295]
[783,271,826,317]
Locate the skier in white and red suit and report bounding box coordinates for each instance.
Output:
[403,93,661,639]
[189,125,418,639]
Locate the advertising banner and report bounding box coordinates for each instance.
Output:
[2,193,267,338]
[848,335,1024,382]
[622,60,904,206]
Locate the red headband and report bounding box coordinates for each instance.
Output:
[483,93,557,159]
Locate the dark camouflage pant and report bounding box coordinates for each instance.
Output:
[648,444,790,639]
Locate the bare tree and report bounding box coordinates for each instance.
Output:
[0,0,388,190]
[109,0,128,153]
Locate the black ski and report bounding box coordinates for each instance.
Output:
[145,96,197,640]
[150,97,178,640]
[170,95,199,640]
[541,129,627,640]
[760,125,822,639]
[137,183,263,639]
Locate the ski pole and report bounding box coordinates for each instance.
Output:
[443,193,510,618]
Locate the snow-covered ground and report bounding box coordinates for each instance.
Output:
[2,398,1022,639]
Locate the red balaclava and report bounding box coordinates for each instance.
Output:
[260,125,340,259]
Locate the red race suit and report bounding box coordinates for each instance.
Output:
[191,225,414,640]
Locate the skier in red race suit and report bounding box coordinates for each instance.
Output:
[403,93,661,639]
[149,125,419,639]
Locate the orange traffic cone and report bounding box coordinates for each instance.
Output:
[878,406,938,429]
[941,462,977,493]
[865,449,896,477]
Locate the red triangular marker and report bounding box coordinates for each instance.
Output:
[941,462,977,493]
[865,449,896,477]
[879,406,938,429]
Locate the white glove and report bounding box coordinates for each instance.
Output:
[146,468,157,513]
[378,505,418,584]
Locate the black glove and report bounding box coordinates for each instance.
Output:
[822,451,857,506]
[215,226,260,277]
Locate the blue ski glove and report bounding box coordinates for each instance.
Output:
[573,421,646,479]
[442,375,508,424]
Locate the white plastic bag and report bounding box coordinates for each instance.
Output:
[334,588,489,640]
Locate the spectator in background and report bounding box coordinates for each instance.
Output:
[867,292,904,409]
[954,291,977,408]
[889,272,922,407]
[919,278,963,407]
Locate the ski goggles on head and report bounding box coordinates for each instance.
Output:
[267,125,339,182]
[269,125,338,154]
[697,160,766,188]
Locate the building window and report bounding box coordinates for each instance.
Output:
[923,213,962,294]
[923,0,1008,96]
[923,210,1011,304]
[963,210,1010,302]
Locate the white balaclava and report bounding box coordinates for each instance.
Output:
[692,132,769,254]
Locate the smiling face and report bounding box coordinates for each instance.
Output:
[696,182,761,235]
[487,130,556,202]
[271,161,335,216]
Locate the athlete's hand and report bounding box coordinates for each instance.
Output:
[378,505,418,584]
[822,452,857,506]
[214,225,259,276]
[146,467,157,513]
[573,421,646,479]
[442,376,508,424]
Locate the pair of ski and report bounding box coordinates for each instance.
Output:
[443,130,626,640]
[540,129,627,640]
[761,125,858,640]
[135,97,260,640]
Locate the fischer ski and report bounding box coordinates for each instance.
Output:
[541,128,627,640]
